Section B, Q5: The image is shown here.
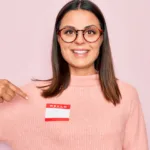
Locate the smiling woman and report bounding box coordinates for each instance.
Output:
[0,0,148,150]
[58,10,103,73]
[39,1,122,106]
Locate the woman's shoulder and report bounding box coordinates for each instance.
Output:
[20,80,51,91]
[116,79,140,106]
[18,80,51,96]
[117,79,137,92]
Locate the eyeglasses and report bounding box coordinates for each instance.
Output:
[57,25,103,43]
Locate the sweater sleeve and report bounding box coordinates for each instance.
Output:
[123,88,149,150]
[0,104,4,141]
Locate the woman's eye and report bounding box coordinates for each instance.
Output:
[87,30,95,34]
[65,30,74,34]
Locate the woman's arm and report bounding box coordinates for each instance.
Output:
[123,89,148,150]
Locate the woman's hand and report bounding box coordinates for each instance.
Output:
[0,79,28,103]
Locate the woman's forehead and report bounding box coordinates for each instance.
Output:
[59,9,100,29]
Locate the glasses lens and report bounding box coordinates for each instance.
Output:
[84,26,100,42]
[60,28,76,42]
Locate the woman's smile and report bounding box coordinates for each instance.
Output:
[71,49,89,58]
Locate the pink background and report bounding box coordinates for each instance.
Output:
[0,0,149,149]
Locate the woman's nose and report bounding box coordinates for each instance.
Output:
[74,31,85,44]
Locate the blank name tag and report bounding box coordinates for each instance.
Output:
[45,103,71,121]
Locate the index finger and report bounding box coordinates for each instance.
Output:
[9,83,28,100]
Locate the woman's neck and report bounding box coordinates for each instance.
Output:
[69,73,100,87]
[69,66,97,76]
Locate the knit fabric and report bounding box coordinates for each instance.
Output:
[0,74,148,150]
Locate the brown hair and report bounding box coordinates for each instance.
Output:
[34,0,122,106]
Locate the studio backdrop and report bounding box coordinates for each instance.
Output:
[0,0,149,149]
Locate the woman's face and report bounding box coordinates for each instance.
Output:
[58,9,103,75]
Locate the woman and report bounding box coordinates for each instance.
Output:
[0,0,148,149]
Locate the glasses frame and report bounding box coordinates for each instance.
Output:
[57,25,103,43]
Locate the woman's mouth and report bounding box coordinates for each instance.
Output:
[72,49,89,57]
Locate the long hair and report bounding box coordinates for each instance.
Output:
[34,0,122,106]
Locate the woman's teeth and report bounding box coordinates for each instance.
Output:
[72,50,89,57]
[73,50,88,54]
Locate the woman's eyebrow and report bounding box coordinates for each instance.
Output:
[62,25,76,29]
[61,25,95,29]
[84,25,94,29]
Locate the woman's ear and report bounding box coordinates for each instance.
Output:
[57,35,61,44]
[101,34,104,44]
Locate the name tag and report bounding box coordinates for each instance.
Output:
[45,103,71,121]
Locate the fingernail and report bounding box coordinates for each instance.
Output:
[25,96,29,100]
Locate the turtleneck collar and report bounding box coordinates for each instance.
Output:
[69,73,100,87]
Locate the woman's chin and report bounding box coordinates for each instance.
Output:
[69,63,94,70]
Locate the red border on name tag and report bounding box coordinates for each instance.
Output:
[46,103,71,109]
[45,118,69,121]
[45,103,71,121]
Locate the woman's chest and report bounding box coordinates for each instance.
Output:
[4,100,127,150]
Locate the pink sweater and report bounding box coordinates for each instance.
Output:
[0,74,148,150]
